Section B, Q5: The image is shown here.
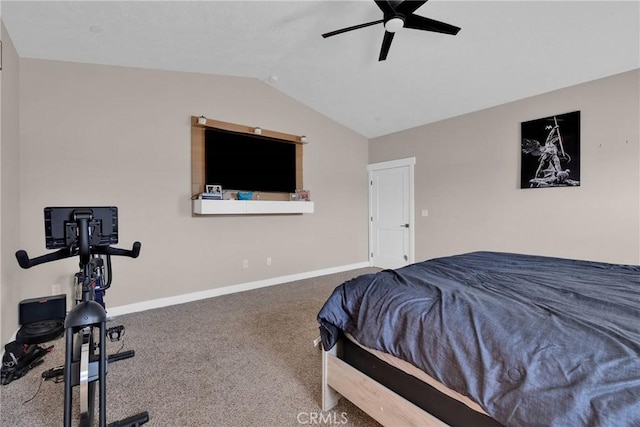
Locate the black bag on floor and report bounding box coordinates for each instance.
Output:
[1,341,49,385]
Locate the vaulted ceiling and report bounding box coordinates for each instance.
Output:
[2,1,639,138]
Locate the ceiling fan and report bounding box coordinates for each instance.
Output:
[322,0,461,61]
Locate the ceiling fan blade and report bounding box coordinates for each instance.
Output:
[374,0,397,16]
[378,31,395,61]
[404,14,461,35]
[396,0,429,15]
[322,19,384,38]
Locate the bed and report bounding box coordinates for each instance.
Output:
[317,251,640,426]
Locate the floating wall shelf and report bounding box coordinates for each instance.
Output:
[193,199,314,215]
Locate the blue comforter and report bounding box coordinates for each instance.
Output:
[317,252,640,426]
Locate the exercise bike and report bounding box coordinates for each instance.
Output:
[16,207,149,427]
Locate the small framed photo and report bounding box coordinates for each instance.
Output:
[295,190,310,201]
[205,184,222,193]
[203,184,223,200]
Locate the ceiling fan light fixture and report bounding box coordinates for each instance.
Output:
[384,17,404,33]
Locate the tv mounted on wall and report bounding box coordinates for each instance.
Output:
[204,128,297,193]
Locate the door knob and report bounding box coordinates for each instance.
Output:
[401,224,409,228]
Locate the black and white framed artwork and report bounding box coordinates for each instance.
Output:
[521,111,580,188]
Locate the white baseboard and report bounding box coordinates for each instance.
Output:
[107,261,371,317]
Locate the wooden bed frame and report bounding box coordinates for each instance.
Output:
[321,340,448,427]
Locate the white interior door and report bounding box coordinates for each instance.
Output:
[368,158,415,269]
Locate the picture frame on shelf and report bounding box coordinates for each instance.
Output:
[203,184,223,200]
[294,190,310,201]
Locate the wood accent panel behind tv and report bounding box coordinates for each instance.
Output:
[191,116,304,200]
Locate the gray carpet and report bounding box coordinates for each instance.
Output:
[0,268,382,426]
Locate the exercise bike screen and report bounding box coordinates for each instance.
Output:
[44,206,119,250]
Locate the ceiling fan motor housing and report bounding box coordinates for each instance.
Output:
[384,15,405,33]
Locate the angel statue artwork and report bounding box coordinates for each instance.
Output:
[521,111,581,188]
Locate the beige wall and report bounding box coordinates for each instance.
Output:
[13,59,369,333]
[1,23,22,344]
[370,70,640,265]
[5,57,639,344]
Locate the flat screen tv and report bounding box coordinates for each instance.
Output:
[204,128,297,193]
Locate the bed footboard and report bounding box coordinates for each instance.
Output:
[321,341,448,427]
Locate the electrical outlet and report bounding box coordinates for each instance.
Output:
[243,259,249,269]
[52,284,62,295]
[266,257,272,266]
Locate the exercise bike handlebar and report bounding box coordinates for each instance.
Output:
[92,242,141,259]
[15,242,142,270]
[16,248,74,269]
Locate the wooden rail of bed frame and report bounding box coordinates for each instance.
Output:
[321,340,449,427]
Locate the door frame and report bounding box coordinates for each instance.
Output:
[367,157,416,267]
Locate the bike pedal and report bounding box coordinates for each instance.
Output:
[106,325,125,341]
[42,365,64,380]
